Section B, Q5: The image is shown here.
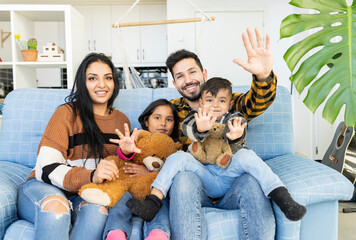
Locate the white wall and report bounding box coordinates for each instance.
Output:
[166,0,339,159]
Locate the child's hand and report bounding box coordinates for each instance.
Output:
[226,117,247,141]
[194,107,217,133]
[110,123,141,155]
[123,162,150,177]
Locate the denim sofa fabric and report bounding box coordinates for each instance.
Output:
[0,86,353,240]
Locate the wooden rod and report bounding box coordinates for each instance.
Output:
[112,16,215,28]
[1,29,11,48]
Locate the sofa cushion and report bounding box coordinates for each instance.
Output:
[4,220,34,240]
[116,86,294,160]
[0,161,32,239]
[0,89,70,168]
[203,208,239,239]
[113,88,153,130]
[0,86,294,167]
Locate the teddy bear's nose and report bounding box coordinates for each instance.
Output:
[152,162,161,168]
[213,128,216,131]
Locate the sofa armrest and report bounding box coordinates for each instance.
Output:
[266,154,354,205]
[0,161,32,239]
[266,154,354,240]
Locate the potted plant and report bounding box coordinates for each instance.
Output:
[14,34,38,62]
[280,0,356,128]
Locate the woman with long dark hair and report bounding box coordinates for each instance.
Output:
[17,53,130,240]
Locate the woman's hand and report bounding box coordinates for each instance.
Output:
[92,159,119,184]
[110,123,141,156]
[123,162,150,177]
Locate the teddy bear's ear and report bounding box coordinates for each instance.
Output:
[136,130,151,142]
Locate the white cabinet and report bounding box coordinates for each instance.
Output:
[111,4,167,66]
[0,5,85,89]
[75,5,112,56]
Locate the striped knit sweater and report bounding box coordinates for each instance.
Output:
[182,110,247,154]
[28,104,130,193]
[171,71,277,149]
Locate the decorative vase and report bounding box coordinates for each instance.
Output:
[21,50,38,62]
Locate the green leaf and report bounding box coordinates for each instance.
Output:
[280,0,356,127]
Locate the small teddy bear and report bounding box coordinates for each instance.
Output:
[78,130,182,208]
[189,122,232,168]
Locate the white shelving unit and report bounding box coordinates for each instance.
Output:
[0,5,85,89]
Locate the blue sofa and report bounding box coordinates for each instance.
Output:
[0,86,353,240]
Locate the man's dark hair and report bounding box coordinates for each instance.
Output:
[200,77,232,97]
[138,99,179,142]
[166,49,204,79]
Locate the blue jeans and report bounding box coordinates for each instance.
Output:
[169,172,276,240]
[103,192,170,240]
[18,178,108,240]
[152,149,284,198]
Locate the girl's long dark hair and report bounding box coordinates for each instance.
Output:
[65,53,119,160]
[138,99,179,142]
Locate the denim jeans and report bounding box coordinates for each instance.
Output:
[18,178,108,240]
[103,192,170,240]
[169,172,276,240]
[152,149,284,198]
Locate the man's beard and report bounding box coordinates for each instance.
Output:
[178,90,201,101]
[177,82,202,101]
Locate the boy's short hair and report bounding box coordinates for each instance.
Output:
[166,49,204,79]
[200,77,232,98]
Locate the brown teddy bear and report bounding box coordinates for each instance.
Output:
[78,130,182,208]
[189,122,232,168]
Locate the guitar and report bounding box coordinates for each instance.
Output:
[321,121,356,184]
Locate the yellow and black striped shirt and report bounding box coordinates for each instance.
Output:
[170,72,277,149]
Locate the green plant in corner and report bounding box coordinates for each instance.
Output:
[280,0,356,127]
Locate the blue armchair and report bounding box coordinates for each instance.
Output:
[0,86,353,240]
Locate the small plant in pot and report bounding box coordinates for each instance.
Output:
[15,34,38,62]
[280,0,356,128]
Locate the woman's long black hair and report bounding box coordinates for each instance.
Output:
[138,99,179,142]
[65,53,119,160]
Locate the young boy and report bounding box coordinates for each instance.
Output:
[127,77,306,222]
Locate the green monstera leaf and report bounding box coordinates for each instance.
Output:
[280,0,356,127]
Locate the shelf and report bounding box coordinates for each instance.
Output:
[1,5,71,22]
[15,62,67,68]
[0,5,85,89]
[0,62,12,68]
